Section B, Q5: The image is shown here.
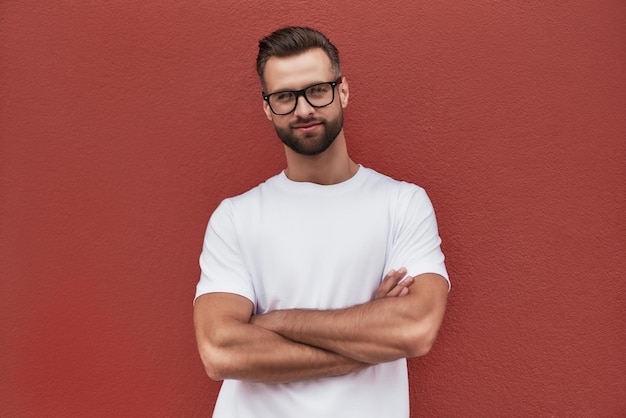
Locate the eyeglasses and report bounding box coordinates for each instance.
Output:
[263,78,342,115]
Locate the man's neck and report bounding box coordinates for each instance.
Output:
[283,133,358,185]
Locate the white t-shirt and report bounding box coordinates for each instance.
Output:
[196,166,449,418]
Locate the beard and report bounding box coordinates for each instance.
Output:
[273,110,344,156]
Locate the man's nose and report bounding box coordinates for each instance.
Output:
[293,94,314,118]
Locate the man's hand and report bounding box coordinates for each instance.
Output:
[374,268,413,299]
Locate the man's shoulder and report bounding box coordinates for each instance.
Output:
[224,172,283,202]
[211,172,285,221]
[361,167,427,198]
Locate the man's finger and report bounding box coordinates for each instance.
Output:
[374,269,402,298]
[374,268,408,299]
[385,276,414,297]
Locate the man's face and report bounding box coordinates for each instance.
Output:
[262,48,349,156]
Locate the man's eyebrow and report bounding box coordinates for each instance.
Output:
[269,81,328,94]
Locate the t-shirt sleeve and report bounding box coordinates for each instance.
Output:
[194,199,256,304]
[385,186,450,290]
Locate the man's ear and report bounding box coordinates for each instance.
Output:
[263,100,273,121]
[339,76,349,108]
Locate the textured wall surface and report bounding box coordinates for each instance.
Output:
[1,1,624,416]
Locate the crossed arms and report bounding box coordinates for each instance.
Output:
[193,269,448,384]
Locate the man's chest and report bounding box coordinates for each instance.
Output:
[239,199,393,312]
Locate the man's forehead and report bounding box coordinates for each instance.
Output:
[263,49,335,92]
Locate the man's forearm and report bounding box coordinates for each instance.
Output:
[251,299,411,364]
[251,273,449,364]
[209,322,369,383]
[194,294,370,384]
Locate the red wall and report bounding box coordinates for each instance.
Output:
[1,1,624,416]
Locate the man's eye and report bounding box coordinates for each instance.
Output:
[307,85,330,98]
[309,86,327,94]
[275,92,294,102]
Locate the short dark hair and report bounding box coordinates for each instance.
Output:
[257,26,341,90]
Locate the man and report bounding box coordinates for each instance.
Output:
[193,26,449,417]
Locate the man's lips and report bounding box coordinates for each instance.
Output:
[292,121,322,130]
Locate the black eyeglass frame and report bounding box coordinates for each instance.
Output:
[262,77,343,115]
